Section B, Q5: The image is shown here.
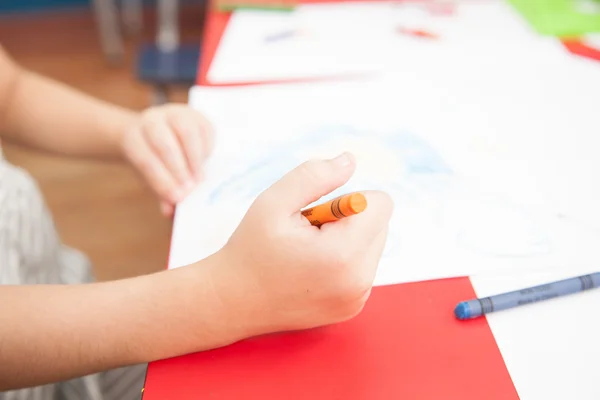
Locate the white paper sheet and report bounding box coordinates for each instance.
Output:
[207,0,568,84]
[470,268,600,400]
[171,61,600,285]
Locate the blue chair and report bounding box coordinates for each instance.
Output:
[134,0,206,104]
[136,42,201,104]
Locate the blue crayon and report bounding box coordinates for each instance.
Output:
[454,272,600,320]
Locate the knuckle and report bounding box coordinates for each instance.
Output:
[343,275,374,303]
[354,273,375,294]
[296,160,330,192]
[348,292,370,316]
[297,159,324,181]
[364,191,394,222]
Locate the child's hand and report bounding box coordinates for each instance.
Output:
[120,104,213,217]
[212,152,394,338]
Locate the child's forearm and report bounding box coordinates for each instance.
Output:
[0,48,138,159]
[0,254,254,391]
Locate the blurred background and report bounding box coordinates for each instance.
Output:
[0,0,207,281]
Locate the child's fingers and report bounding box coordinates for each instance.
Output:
[191,110,215,159]
[143,118,194,190]
[167,110,208,183]
[124,128,182,204]
[261,153,356,216]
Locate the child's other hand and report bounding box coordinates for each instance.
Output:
[212,152,394,339]
[120,104,214,217]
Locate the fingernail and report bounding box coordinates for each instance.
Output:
[329,152,352,167]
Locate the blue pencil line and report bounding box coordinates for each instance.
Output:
[264,30,296,43]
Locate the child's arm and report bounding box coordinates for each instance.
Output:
[0,255,250,390]
[0,46,213,216]
[0,155,394,391]
[0,45,137,159]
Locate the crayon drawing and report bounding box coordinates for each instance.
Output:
[207,125,553,263]
[174,77,600,285]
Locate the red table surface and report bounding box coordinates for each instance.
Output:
[142,1,520,398]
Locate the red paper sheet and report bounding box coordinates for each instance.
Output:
[144,279,518,399]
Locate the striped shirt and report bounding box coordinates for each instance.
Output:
[0,155,146,400]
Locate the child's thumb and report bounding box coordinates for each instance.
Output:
[261,152,356,215]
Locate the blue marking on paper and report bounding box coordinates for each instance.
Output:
[208,125,553,259]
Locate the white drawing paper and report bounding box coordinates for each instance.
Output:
[207,0,567,84]
[170,68,600,286]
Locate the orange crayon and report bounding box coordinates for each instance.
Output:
[301,192,367,227]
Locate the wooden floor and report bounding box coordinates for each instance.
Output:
[0,5,206,280]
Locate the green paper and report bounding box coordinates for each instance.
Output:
[217,3,295,12]
[507,0,600,37]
